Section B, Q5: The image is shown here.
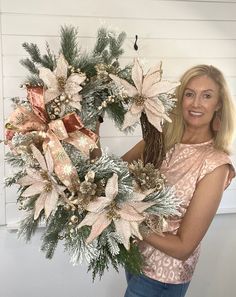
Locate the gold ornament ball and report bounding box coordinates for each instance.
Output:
[70,215,79,224]
[64,204,71,211]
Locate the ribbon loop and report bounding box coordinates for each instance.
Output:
[48,119,69,140]
[6,86,98,192]
[62,113,84,132]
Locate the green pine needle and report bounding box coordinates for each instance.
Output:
[17,212,40,242]
[20,58,39,75]
[22,42,42,63]
[116,242,143,276]
[93,27,110,56]
[41,207,70,259]
[60,26,80,67]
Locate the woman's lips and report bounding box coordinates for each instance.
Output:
[189,111,203,116]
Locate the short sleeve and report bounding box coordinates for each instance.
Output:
[198,150,235,189]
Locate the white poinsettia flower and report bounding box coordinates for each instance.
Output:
[77,173,154,250]
[39,54,86,110]
[18,145,65,220]
[110,58,180,131]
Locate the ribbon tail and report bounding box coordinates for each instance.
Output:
[27,86,49,123]
[66,130,98,156]
[46,130,80,192]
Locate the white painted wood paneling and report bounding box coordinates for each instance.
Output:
[1,0,236,21]
[2,14,236,39]
[5,202,25,225]
[0,1,6,225]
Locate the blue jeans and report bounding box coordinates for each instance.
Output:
[124,272,190,297]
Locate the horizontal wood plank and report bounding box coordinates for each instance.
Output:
[2,14,236,39]
[1,0,236,21]
[3,35,236,58]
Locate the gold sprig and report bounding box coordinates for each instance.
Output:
[129,160,166,192]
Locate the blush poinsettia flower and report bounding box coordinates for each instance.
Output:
[110,58,179,131]
[18,145,65,219]
[39,54,86,110]
[77,173,155,250]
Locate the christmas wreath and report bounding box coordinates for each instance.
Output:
[4,26,181,279]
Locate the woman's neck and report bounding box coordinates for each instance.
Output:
[181,127,213,144]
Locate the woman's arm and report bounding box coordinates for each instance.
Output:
[142,164,230,261]
[121,140,145,163]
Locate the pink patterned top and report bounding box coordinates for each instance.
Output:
[139,140,235,284]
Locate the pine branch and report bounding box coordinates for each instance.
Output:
[144,187,181,217]
[105,101,126,130]
[77,52,101,78]
[23,75,43,86]
[21,42,55,71]
[22,42,42,63]
[18,212,40,242]
[60,26,80,67]
[20,58,39,75]
[93,27,110,56]
[108,33,125,62]
[116,242,143,275]
[101,50,109,64]
[87,240,116,280]
[41,207,70,259]
[116,32,126,49]
[5,172,23,187]
[65,226,98,265]
[40,42,56,70]
[5,151,26,167]
[93,28,126,66]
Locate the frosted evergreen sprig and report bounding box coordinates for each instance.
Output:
[17,211,40,242]
[93,27,126,65]
[144,187,181,217]
[66,228,99,265]
[5,171,24,187]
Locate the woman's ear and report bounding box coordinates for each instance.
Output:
[212,110,221,132]
[216,100,222,111]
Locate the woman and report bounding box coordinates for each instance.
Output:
[121,65,236,297]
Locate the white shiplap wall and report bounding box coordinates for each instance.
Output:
[1,0,236,226]
[0,2,6,225]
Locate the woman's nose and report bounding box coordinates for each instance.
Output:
[192,95,201,107]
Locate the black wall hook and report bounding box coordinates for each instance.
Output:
[134,35,138,51]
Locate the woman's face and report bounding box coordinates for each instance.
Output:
[182,75,221,131]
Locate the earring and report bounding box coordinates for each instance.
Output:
[212,111,221,132]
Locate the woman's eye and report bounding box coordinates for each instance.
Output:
[203,93,211,99]
[184,92,193,97]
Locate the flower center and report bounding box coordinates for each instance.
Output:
[106,201,121,220]
[41,171,49,180]
[79,181,97,196]
[57,76,67,92]
[134,94,146,106]
[44,182,53,192]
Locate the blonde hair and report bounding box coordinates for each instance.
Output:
[164,64,236,154]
